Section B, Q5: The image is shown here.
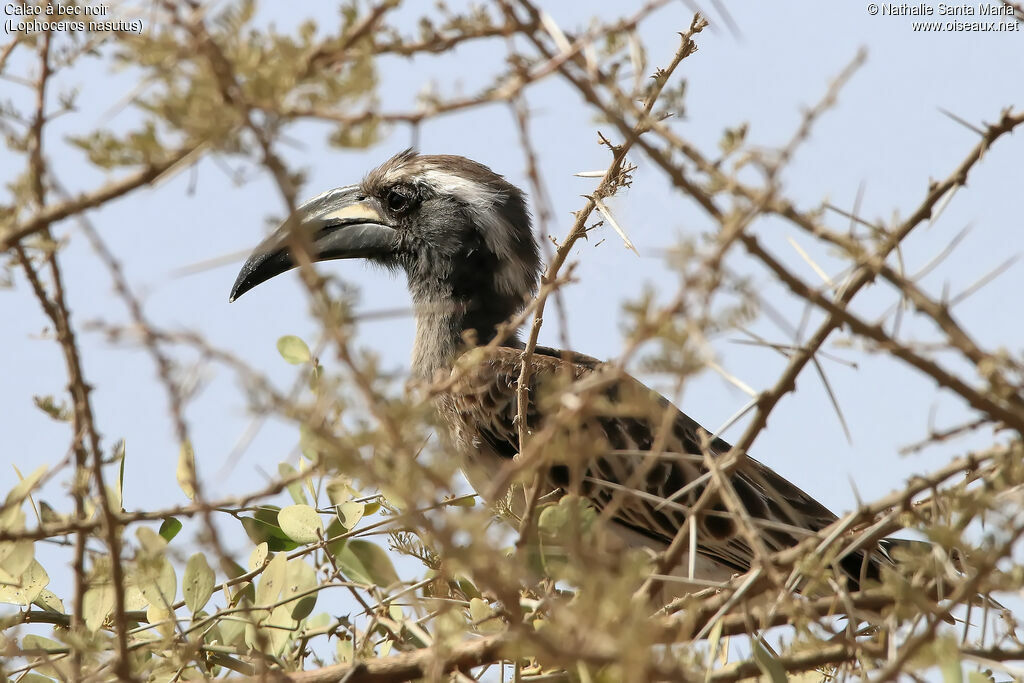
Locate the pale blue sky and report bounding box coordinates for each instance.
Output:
[2,0,1021,593]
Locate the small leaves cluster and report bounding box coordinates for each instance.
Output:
[2,1,1023,681]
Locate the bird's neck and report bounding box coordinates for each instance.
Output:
[409,289,520,380]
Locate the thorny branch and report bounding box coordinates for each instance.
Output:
[2,2,1022,682]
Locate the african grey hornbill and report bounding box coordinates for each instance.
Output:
[230,150,896,593]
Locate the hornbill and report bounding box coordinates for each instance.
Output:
[230,150,896,593]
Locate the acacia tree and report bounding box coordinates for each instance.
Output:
[2,1,1023,681]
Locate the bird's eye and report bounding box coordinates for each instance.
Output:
[386,188,411,213]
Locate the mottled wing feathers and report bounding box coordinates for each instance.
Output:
[443,345,890,586]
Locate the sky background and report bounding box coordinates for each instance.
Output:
[2,0,1022,611]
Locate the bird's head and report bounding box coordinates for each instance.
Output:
[230,150,540,349]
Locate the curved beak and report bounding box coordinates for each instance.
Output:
[229,186,398,302]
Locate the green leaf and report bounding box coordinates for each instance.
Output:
[147,602,175,638]
[138,555,177,609]
[538,495,597,539]
[278,504,323,544]
[325,518,348,559]
[751,640,787,683]
[0,500,25,531]
[254,505,282,524]
[705,616,725,671]
[82,581,113,632]
[240,510,299,552]
[339,501,364,529]
[535,496,598,577]
[0,539,34,576]
[123,580,148,611]
[0,558,49,606]
[232,582,256,609]
[219,614,247,647]
[306,612,331,631]
[177,441,196,501]
[285,558,318,620]
[226,558,249,580]
[249,543,269,572]
[244,621,258,651]
[334,540,399,587]
[279,463,309,506]
[469,597,503,633]
[237,518,274,544]
[22,634,64,651]
[38,501,62,525]
[5,465,47,506]
[256,552,288,607]
[336,637,353,663]
[325,478,354,506]
[456,576,481,601]
[939,642,964,683]
[266,603,298,656]
[183,553,216,614]
[103,484,121,515]
[21,634,71,679]
[277,335,311,364]
[136,526,168,554]
[17,673,57,683]
[32,588,65,614]
[159,517,182,542]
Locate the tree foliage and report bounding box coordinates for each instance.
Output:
[1,2,1023,682]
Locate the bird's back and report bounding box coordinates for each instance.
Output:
[436,344,895,591]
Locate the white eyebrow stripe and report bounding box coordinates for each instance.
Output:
[418,169,506,213]
[415,168,535,298]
